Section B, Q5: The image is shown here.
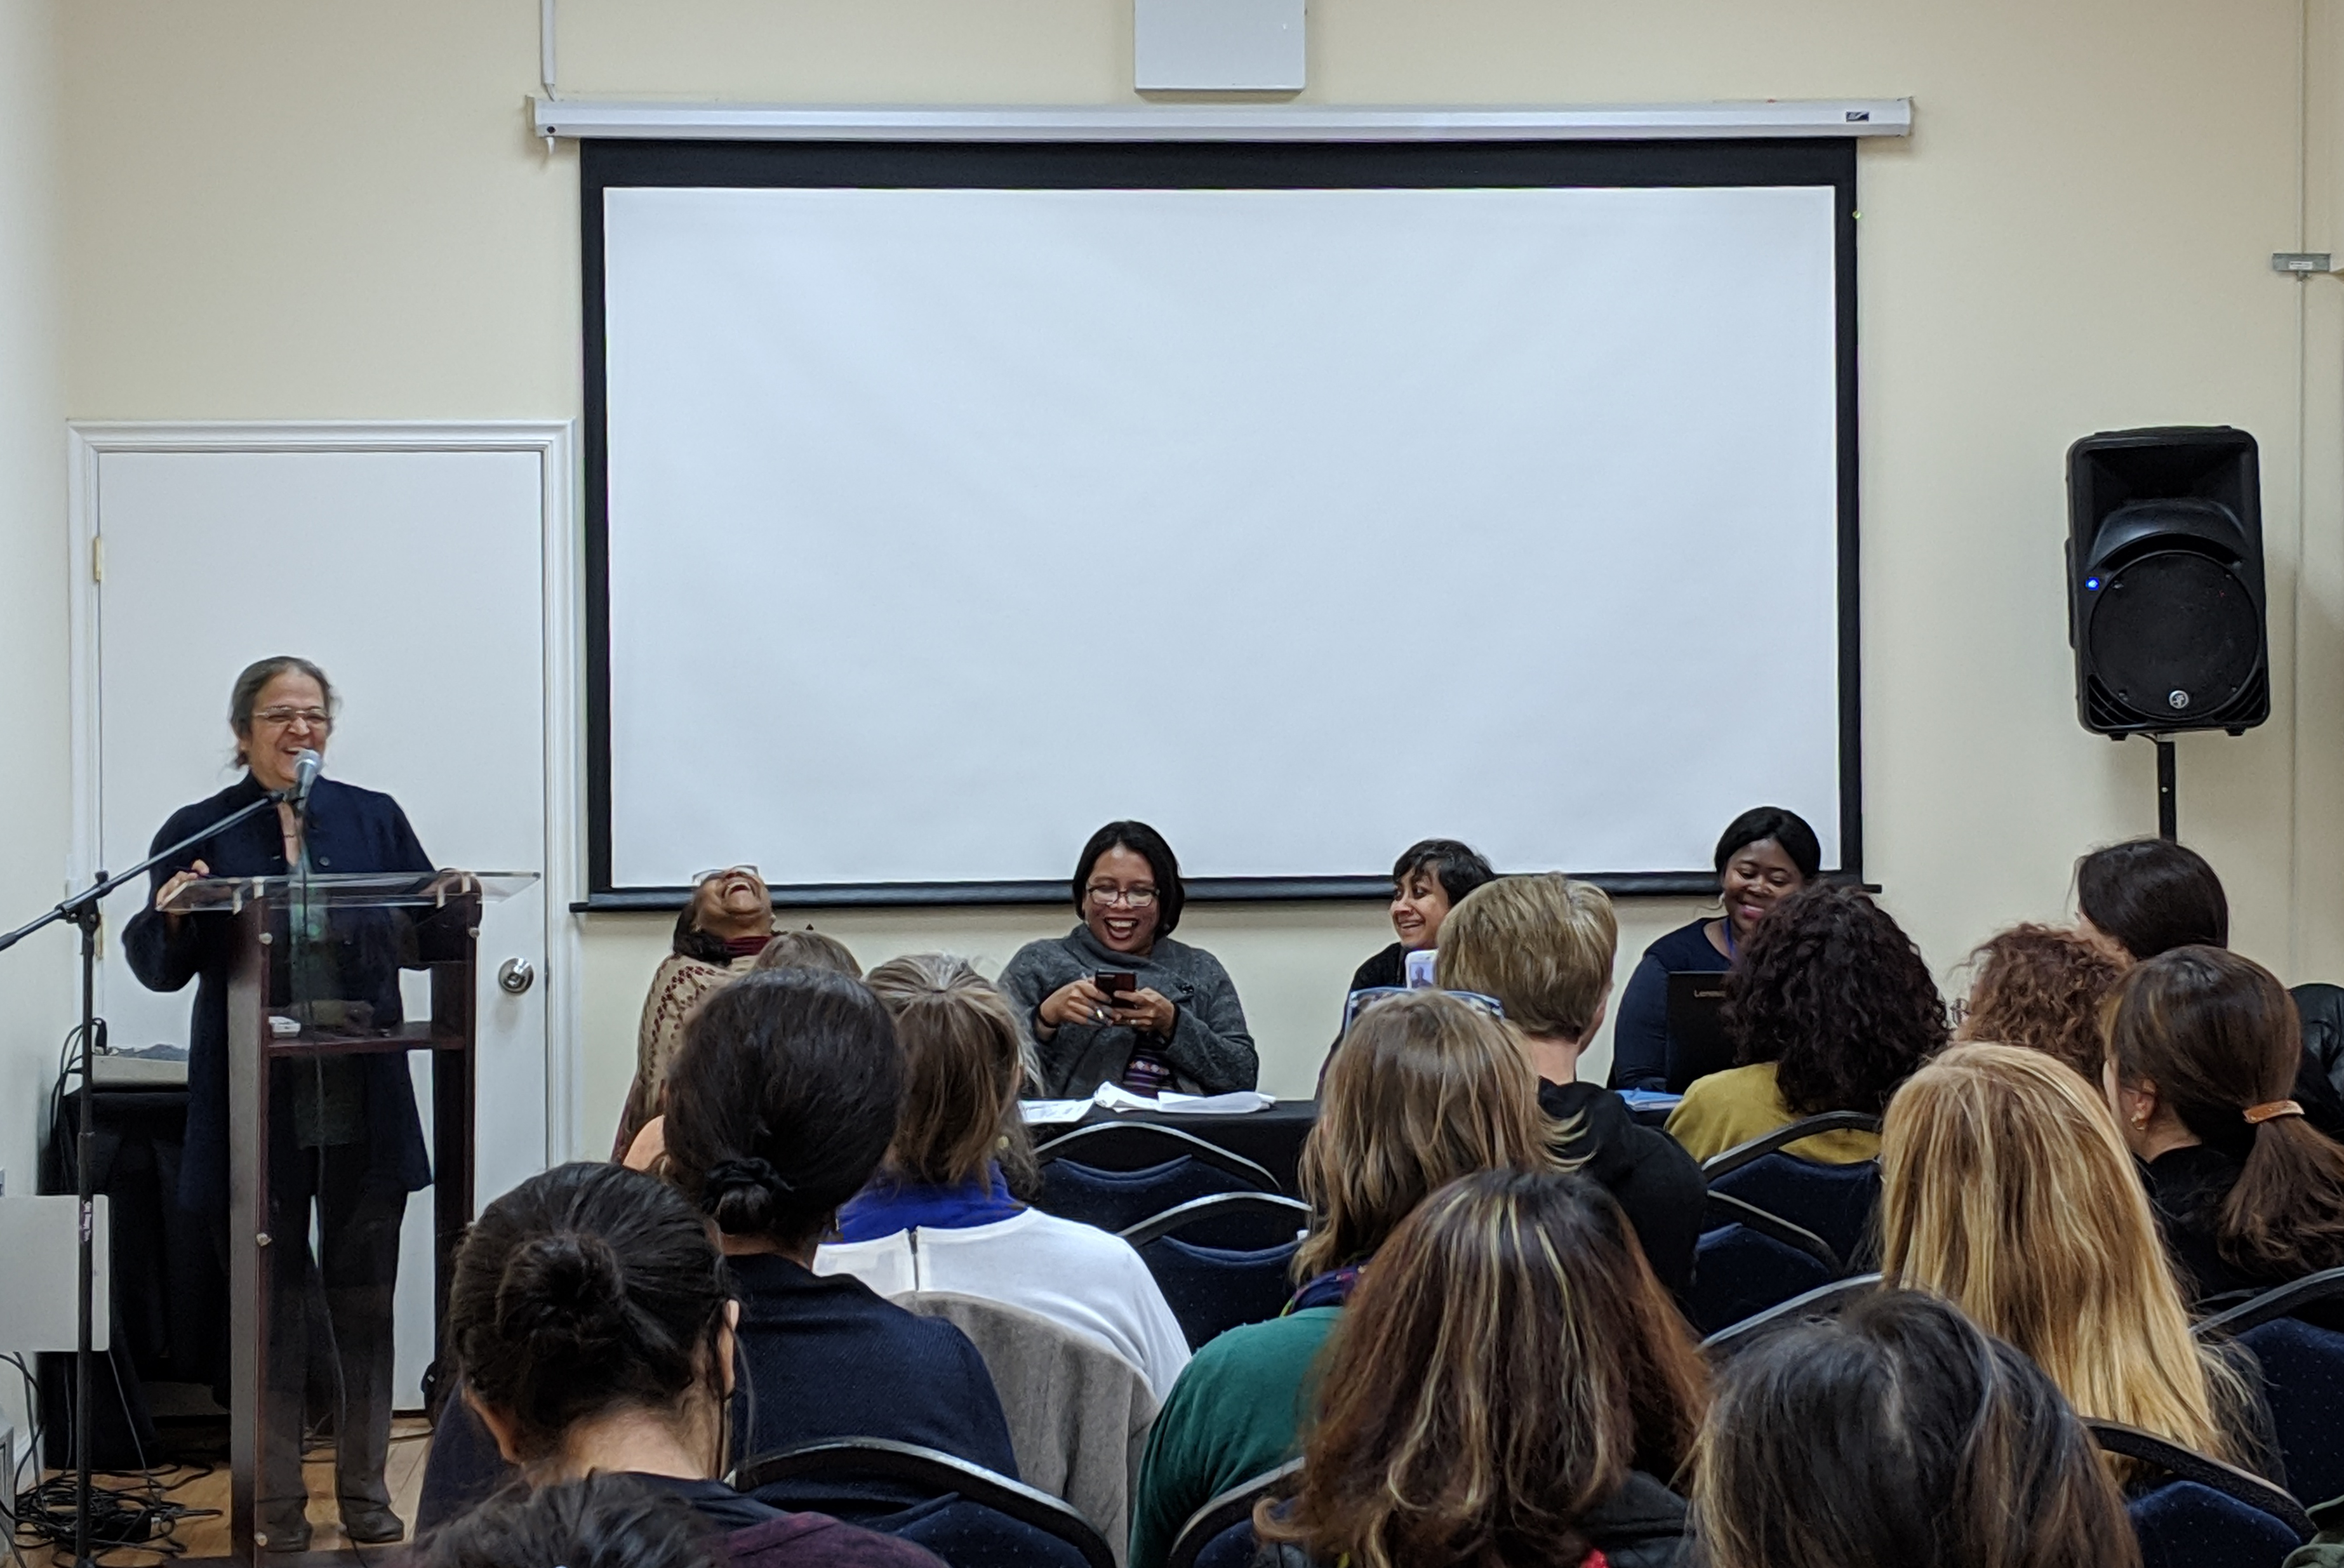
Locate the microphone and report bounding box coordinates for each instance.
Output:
[291,749,323,811]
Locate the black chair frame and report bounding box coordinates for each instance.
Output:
[1702,1190,1842,1275]
[1700,1112,1882,1181]
[2192,1265,2344,1339]
[1164,1458,1306,1568]
[1700,1272,1881,1359]
[1121,1191,1312,1247]
[1035,1122,1280,1191]
[2085,1420,2314,1539]
[735,1437,1117,1568]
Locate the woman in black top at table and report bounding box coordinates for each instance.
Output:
[1608,807,1821,1094]
[121,656,441,1551]
[1330,839,1494,1018]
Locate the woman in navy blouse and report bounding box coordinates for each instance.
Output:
[123,656,438,1551]
[1607,807,1821,1094]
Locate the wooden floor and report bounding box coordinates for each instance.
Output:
[25,1418,432,1568]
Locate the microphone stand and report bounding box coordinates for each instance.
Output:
[0,785,291,1568]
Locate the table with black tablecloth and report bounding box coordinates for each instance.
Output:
[1032,1100,1319,1194]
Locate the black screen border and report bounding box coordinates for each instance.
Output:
[580,137,1863,911]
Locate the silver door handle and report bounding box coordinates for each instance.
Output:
[497,958,536,995]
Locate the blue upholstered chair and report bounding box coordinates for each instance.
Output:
[1035,1124,1279,1233]
[737,1438,1115,1568]
[2194,1266,2344,1510]
[1701,1112,1883,1269]
[1686,1192,1842,1338]
[1166,1458,1305,1568]
[2088,1420,2312,1568]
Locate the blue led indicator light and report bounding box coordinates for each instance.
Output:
[2085,577,2101,590]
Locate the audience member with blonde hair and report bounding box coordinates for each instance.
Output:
[816,954,1191,1397]
[2106,945,2344,1302]
[1954,922,2124,1082]
[1256,1169,1708,1568]
[1690,1291,2138,1568]
[1127,991,1558,1568]
[1880,1042,2275,1481]
[1668,883,1945,1163]
[1437,873,1704,1294]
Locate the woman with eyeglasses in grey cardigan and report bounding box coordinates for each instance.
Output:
[998,821,1259,1098]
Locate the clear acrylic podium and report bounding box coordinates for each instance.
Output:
[161,870,535,1559]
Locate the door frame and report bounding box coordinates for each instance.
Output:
[65,420,587,1164]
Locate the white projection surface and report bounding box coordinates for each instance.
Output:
[603,182,1845,889]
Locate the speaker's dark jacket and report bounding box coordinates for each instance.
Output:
[122,773,437,1215]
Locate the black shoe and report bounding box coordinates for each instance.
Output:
[340,1505,406,1545]
[258,1512,312,1554]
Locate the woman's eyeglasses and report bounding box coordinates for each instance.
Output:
[253,707,332,730]
[692,865,761,885]
[1085,884,1157,908]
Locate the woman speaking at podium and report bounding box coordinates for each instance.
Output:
[122,656,436,1552]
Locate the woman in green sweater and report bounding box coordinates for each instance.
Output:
[1127,991,1562,1568]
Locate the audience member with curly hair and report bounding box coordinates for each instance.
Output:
[1254,1170,1708,1568]
[1954,922,2124,1082]
[1665,883,1947,1163]
[1689,1291,2140,1568]
[416,1475,719,1568]
[2107,946,2344,1303]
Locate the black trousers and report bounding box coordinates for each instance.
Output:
[249,1141,407,1524]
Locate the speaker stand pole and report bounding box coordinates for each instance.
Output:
[2155,735,2178,840]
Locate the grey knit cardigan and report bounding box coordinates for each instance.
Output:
[997,924,1259,1098]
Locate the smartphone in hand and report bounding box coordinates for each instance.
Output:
[1095,970,1138,1001]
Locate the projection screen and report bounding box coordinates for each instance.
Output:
[585,141,1859,901]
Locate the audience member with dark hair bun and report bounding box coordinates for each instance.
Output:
[1955,922,2124,1082]
[1881,1043,2274,1481]
[1330,838,1496,1027]
[816,953,1191,1397]
[1609,806,1823,1093]
[614,865,777,1159]
[2107,945,2344,1302]
[1128,991,1559,1568]
[999,820,1258,1096]
[439,1162,941,1567]
[659,969,1022,1498]
[1666,882,1945,1163]
[2075,836,2228,962]
[1689,1291,2140,1568]
[1255,1170,1708,1568]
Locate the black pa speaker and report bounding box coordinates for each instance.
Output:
[2067,426,2268,737]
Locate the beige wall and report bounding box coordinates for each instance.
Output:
[19,1,2344,1154]
[1,0,66,1203]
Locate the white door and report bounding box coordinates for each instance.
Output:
[81,434,567,1402]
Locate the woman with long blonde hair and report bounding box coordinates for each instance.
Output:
[1256,1169,1707,1568]
[1128,990,1557,1568]
[1879,1042,2274,1479]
